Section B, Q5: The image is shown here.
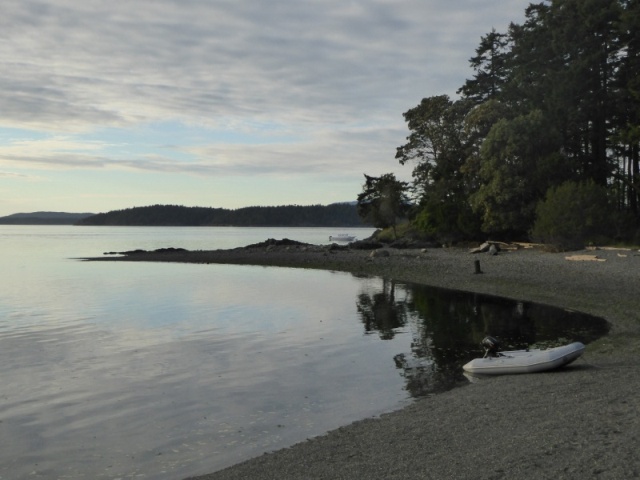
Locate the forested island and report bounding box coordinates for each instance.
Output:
[0,212,94,225]
[359,0,640,250]
[75,203,368,227]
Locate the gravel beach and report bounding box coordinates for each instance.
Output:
[88,244,640,479]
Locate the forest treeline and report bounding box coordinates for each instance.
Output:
[0,212,94,225]
[76,203,368,227]
[380,0,640,248]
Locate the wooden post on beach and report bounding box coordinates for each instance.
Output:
[474,259,482,274]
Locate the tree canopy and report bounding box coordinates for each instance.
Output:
[387,0,639,244]
[357,174,410,239]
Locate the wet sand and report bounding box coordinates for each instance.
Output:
[87,245,640,479]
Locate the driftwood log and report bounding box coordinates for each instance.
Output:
[469,241,524,254]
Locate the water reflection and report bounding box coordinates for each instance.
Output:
[0,237,611,480]
[355,278,609,398]
[356,279,407,339]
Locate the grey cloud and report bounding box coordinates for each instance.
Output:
[1,0,529,132]
[0,171,29,178]
[0,153,110,169]
[0,121,401,178]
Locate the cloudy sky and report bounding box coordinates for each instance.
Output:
[0,0,530,216]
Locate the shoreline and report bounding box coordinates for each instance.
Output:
[86,245,640,479]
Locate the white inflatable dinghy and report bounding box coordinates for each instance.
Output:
[463,339,585,375]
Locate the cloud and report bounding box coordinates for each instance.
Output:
[0,171,30,178]
[0,124,401,179]
[0,136,112,169]
[1,0,528,131]
[0,0,530,214]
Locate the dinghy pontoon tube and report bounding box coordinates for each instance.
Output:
[463,336,585,375]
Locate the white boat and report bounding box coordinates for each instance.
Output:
[329,234,356,242]
[462,342,585,375]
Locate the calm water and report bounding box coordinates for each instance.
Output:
[0,226,608,480]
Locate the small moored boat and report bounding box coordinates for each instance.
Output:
[463,337,585,375]
[329,234,356,242]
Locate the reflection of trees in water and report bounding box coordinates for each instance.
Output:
[355,279,474,396]
[356,278,408,340]
[406,287,540,354]
[392,351,464,397]
[521,304,609,344]
[474,299,536,349]
[395,287,478,396]
[354,278,607,398]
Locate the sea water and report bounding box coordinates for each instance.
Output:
[0,226,607,479]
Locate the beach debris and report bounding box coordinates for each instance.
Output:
[469,242,492,254]
[586,245,632,251]
[565,254,606,262]
[469,241,518,254]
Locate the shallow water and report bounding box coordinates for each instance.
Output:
[0,226,608,479]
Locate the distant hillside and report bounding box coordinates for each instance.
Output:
[0,212,95,225]
[76,204,369,227]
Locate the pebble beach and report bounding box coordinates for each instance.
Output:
[89,244,640,479]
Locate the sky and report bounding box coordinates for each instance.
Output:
[0,0,531,216]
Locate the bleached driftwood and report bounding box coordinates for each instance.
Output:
[565,254,606,262]
[469,241,519,254]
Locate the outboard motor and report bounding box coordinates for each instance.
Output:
[482,335,501,358]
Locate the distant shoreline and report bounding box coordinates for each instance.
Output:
[85,244,640,479]
[0,212,94,225]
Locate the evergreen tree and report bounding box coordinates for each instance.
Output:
[392,0,640,241]
[458,29,511,103]
[470,110,564,236]
[612,0,640,217]
[357,174,410,239]
[395,96,478,240]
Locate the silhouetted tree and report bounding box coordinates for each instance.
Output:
[392,0,640,242]
[356,173,410,239]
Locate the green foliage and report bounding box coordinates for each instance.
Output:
[395,96,477,240]
[531,180,614,250]
[470,110,565,236]
[374,222,413,242]
[396,96,470,197]
[357,173,410,239]
[413,200,481,243]
[457,29,510,103]
[392,0,640,243]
